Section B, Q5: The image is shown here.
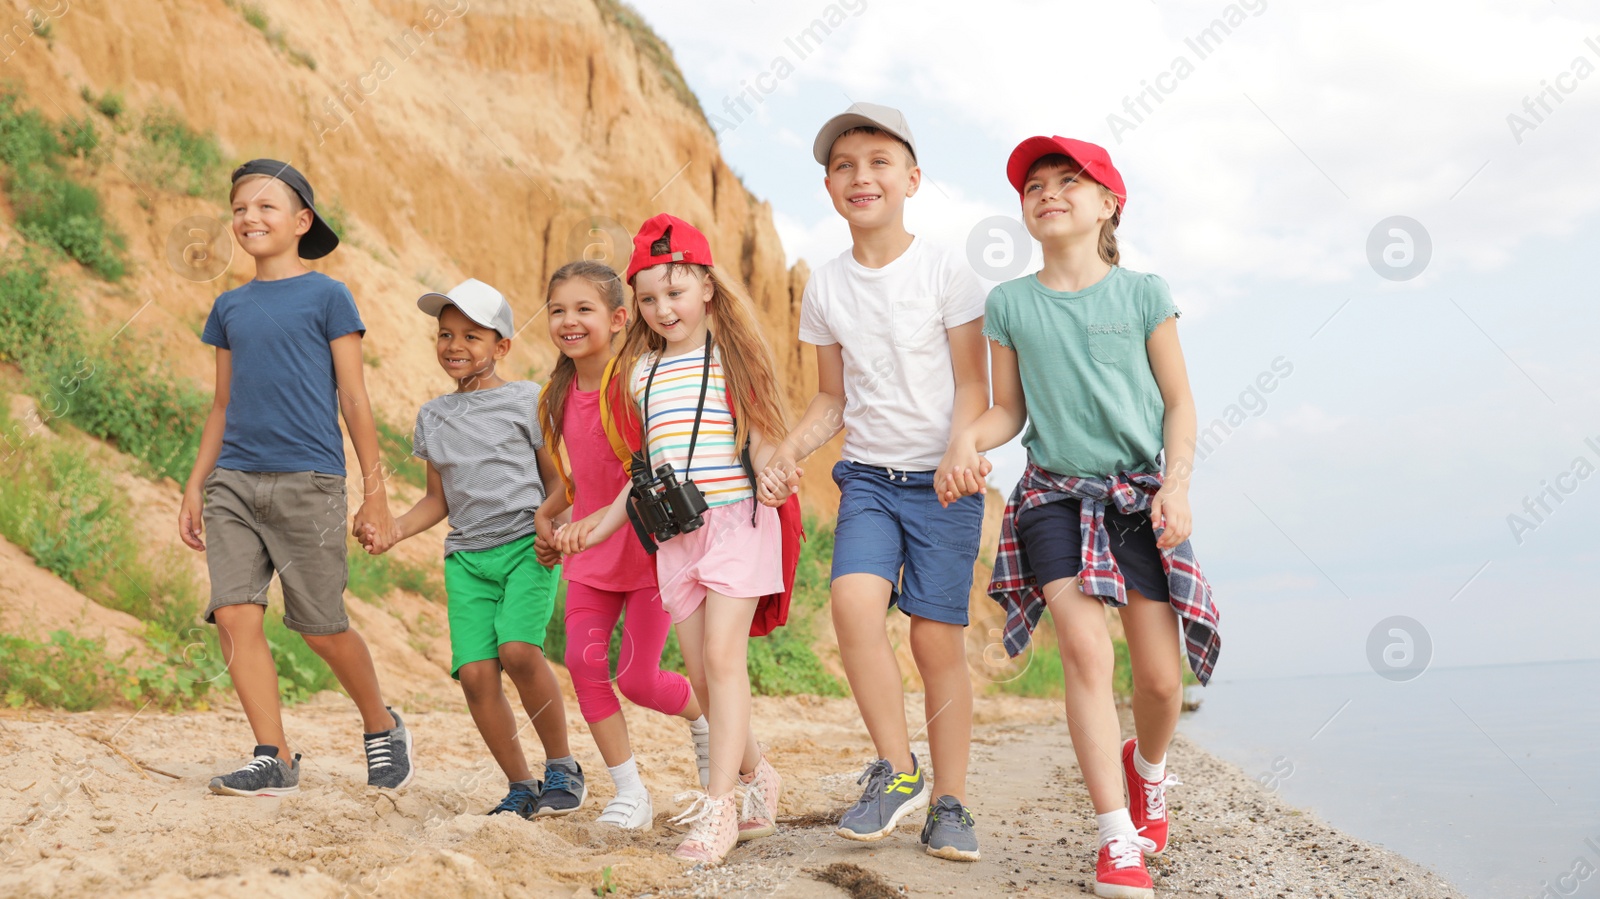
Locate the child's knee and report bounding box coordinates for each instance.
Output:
[457,659,503,697]
[298,630,343,657]
[616,667,666,710]
[908,616,963,653]
[702,642,746,680]
[498,641,545,676]
[1132,671,1182,706]
[212,603,265,635]
[1057,635,1114,681]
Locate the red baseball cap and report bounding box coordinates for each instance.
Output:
[1006,136,1127,213]
[626,213,714,283]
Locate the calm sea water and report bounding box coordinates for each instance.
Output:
[1177,659,1600,899]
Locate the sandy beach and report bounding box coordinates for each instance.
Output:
[0,682,1463,898]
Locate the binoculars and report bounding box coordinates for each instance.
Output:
[630,463,708,544]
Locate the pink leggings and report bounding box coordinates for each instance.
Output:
[563,582,693,723]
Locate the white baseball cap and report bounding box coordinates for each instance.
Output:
[417,278,514,339]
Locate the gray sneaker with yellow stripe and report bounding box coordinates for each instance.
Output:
[835,755,930,841]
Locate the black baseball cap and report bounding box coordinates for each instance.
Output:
[229,159,340,259]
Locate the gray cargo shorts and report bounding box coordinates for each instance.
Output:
[201,468,352,635]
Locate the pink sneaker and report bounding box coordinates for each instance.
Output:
[738,756,781,842]
[1122,738,1180,855]
[670,791,738,865]
[1094,832,1157,899]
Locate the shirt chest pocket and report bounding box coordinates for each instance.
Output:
[891,296,941,350]
[1086,320,1137,364]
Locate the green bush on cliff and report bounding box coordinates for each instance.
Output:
[347,544,443,603]
[38,348,209,484]
[0,248,207,485]
[136,108,225,197]
[0,91,126,280]
[0,631,121,711]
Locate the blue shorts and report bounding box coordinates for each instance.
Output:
[1015,497,1171,603]
[830,460,985,626]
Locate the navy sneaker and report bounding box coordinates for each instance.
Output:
[208,745,300,797]
[920,794,980,861]
[534,760,585,816]
[488,781,540,819]
[364,707,415,790]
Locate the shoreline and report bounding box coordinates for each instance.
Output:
[0,690,1461,897]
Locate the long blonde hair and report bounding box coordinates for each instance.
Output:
[616,263,788,454]
[536,260,626,461]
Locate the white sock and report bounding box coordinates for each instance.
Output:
[689,716,709,736]
[608,756,644,796]
[1097,808,1136,846]
[1133,742,1166,782]
[547,754,577,771]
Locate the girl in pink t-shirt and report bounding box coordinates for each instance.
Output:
[535,260,708,831]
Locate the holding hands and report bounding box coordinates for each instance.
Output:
[553,508,620,556]
[757,451,803,507]
[934,436,990,508]
[354,500,402,554]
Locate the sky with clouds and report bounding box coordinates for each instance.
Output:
[631,0,1600,680]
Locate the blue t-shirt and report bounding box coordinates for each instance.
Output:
[201,271,365,475]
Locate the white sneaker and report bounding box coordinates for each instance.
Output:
[598,789,654,831]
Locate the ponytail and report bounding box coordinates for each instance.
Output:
[1098,204,1121,266]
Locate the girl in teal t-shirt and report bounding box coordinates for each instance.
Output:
[946,137,1218,899]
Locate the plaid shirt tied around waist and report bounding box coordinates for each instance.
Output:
[987,461,1220,685]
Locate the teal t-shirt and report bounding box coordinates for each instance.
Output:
[983,266,1179,478]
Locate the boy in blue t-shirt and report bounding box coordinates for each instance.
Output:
[178,159,414,797]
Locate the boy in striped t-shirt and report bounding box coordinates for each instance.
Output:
[362,278,580,821]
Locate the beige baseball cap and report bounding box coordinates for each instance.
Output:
[812,101,918,165]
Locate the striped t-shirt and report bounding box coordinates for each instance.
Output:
[632,345,752,507]
[412,380,547,555]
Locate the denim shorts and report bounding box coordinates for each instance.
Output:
[830,461,985,626]
[1015,497,1171,603]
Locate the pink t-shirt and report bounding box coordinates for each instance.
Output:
[562,383,656,592]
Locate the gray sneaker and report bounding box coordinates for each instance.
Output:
[835,756,930,842]
[209,745,300,797]
[920,794,980,861]
[364,707,415,790]
[534,760,586,816]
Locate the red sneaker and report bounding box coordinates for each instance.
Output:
[1094,832,1157,899]
[1122,738,1180,855]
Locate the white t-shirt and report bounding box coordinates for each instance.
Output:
[797,237,986,470]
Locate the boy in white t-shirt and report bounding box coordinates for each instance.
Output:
[758,103,989,862]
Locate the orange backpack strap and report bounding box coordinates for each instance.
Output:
[537,381,576,504]
[599,356,641,466]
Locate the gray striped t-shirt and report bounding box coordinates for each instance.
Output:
[412,380,546,555]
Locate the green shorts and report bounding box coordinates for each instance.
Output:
[443,532,559,678]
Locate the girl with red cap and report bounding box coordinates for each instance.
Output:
[555,214,790,866]
[946,138,1221,899]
